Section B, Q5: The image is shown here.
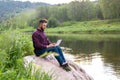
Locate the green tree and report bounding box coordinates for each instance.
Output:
[67,0,97,21]
[99,0,120,19]
[36,6,50,19]
[55,5,70,22]
[48,17,59,27]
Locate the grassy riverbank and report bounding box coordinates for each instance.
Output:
[46,19,120,34]
[20,19,120,34]
[47,33,120,41]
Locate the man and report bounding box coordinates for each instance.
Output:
[32,19,71,71]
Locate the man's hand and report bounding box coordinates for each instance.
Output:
[51,43,56,45]
[47,43,56,48]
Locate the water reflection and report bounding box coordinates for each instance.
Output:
[48,35,120,80]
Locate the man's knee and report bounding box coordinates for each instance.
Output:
[50,47,59,52]
[55,46,61,50]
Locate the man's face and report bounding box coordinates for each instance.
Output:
[40,23,47,30]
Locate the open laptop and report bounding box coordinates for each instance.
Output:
[55,39,62,46]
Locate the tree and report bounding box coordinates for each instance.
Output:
[55,5,70,22]
[99,0,120,19]
[36,6,50,19]
[48,17,59,28]
[67,0,97,21]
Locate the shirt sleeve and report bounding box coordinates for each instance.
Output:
[32,33,47,49]
[47,38,51,44]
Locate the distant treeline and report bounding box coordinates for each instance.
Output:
[29,0,120,27]
[0,0,50,22]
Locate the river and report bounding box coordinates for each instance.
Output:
[48,34,120,80]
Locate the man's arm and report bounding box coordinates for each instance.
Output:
[47,38,51,44]
[46,43,55,48]
[32,34,47,49]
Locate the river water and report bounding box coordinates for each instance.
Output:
[48,34,120,80]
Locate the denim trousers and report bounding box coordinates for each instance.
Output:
[35,46,66,66]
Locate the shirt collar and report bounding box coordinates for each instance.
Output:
[37,28,44,32]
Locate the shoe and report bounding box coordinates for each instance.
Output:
[61,64,71,71]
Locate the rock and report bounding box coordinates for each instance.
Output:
[24,55,93,80]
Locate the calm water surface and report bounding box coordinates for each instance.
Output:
[48,35,120,80]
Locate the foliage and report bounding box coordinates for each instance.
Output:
[0,30,33,68]
[30,0,119,27]
[1,0,120,31]
[46,19,120,34]
[99,0,120,19]
[0,60,52,80]
[48,17,60,27]
[0,30,52,80]
[33,0,99,24]
[0,10,36,30]
[67,0,97,21]
[0,0,50,23]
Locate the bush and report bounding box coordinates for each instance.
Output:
[48,17,60,28]
[0,30,52,80]
[61,21,76,27]
[0,30,34,68]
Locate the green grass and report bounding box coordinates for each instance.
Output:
[46,19,120,34]
[19,19,120,34]
[19,27,35,32]
[0,30,52,80]
[47,33,120,41]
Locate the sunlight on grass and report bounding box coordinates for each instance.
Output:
[46,19,120,34]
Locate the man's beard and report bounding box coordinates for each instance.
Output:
[41,27,44,31]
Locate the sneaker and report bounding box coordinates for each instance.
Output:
[61,64,71,71]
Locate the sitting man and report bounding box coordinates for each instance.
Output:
[32,19,71,71]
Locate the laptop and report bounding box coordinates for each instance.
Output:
[55,39,62,46]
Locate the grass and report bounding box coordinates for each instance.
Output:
[19,27,35,33]
[0,30,52,80]
[46,19,120,34]
[19,19,120,34]
[47,33,120,41]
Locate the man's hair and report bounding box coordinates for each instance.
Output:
[39,19,48,23]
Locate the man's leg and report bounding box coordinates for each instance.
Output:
[55,46,67,63]
[36,47,71,71]
[46,47,65,66]
[54,46,71,71]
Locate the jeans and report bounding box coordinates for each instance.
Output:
[35,46,66,66]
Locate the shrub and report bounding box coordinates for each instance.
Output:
[0,30,52,80]
[48,17,60,28]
